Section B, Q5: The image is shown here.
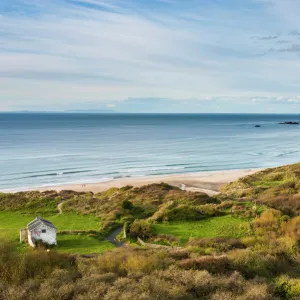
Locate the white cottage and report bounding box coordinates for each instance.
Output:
[20,217,57,247]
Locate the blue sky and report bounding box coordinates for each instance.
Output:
[1,0,300,113]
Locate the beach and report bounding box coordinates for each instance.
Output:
[37,168,262,196]
[2,113,300,192]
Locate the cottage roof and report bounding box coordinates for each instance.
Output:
[27,217,56,231]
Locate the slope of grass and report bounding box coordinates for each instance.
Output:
[0,211,109,254]
[153,215,251,244]
[220,163,300,215]
[57,235,115,254]
[0,211,101,241]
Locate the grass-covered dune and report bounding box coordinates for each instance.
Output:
[0,183,216,253]
[220,163,300,215]
[2,163,300,299]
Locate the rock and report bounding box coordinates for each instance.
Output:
[279,121,300,125]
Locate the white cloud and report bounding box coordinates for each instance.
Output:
[1,0,300,111]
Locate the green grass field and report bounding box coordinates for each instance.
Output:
[57,235,115,254]
[153,215,251,244]
[0,211,115,254]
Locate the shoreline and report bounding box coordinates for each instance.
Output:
[31,168,263,196]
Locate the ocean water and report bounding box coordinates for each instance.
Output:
[1,113,300,191]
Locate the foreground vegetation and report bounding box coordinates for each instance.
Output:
[2,163,300,299]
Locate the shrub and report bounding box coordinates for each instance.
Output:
[120,185,133,192]
[228,249,291,279]
[128,220,155,239]
[254,209,282,236]
[275,275,300,299]
[122,200,133,210]
[121,254,162,275]
[149,234,180,246]
[218,201,235,210]
[179,255,231,274]
[198,204,220,217]
[163,205,204,221]
[0,241,77,285]
[188,237,245,252]
[285,216,300,240]
[96,251,128,276]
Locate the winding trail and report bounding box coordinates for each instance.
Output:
[105,227,124,247]
[57,202,63,214]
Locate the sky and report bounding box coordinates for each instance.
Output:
[1,0,300,113]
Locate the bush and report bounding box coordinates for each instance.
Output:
[285,216,300,240]
[218,201,235,210]
[179,255,231,274]
[275,275,300,299]
[228,249,291,279]
[198,204,220,217]
[188,237,245,252]
[254,209,282,236]
[149,234,180,246]
[163,205,204,221]
[0,241,77,285]
[122,200,133,210]
[128,220,155,239]
[121,254,162,275]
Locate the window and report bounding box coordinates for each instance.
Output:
[42,229,46,233]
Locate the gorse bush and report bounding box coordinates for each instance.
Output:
[0,238,292,299]
[254,209,282,235]
[188,237,245,253]
[149,234,180,246]
[128,220,155,239]
[0,241,77,285]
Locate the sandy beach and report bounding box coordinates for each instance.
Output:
[37,168,262,196]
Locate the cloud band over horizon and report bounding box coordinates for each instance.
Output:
[1,0,300,113]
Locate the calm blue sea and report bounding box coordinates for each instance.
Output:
[1,113,300,191]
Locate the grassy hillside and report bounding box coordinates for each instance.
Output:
[220,163,300,215]
[2,163,300,299]
[0,183,217,254]
[62,183,216,228]
[153,215,250,244]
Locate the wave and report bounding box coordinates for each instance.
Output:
[126,166,185,173]
[275,150,299,157]
[63,170,92,175]
[21,170,93,179]
[247,152,263,156]
[3,167,84,177]
[2,153,84,161]
[113,175,132,179]
[165,163,194,167]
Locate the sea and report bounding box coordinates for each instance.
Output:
[1,113,300,191]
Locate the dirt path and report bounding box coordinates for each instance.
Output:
[105,227,124,247]
[57,202,63,214]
